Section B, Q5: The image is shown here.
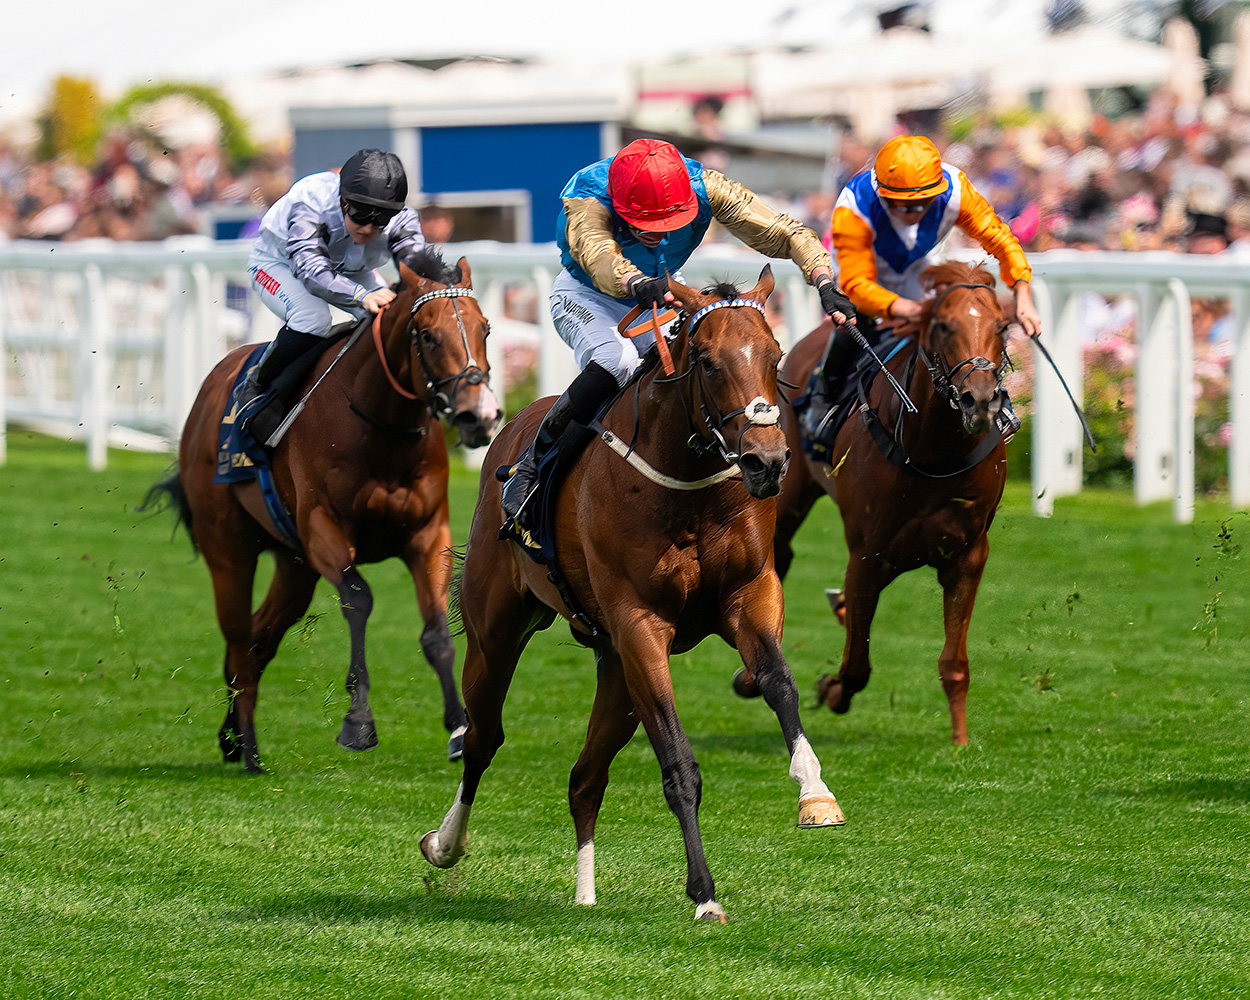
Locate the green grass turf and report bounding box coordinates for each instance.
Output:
[1,428,1248,999]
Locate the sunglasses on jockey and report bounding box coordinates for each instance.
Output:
[882,196,936,216]
[342,199,398,228]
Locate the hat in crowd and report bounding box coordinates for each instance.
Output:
[1187,212,1228,239]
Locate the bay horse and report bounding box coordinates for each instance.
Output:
[420,266,844,923]
[147,248,502,772]
[752,260,1010,745]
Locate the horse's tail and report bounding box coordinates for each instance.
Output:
[137,465,198,555]
[445,543,468,637]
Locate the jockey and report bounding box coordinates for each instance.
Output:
[242,148,425,444]
[803,134,1040,438]
[501,137,854,529]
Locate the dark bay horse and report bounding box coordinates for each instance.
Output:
[759,260,1010,745]
[420,266,844,923]
[148,248,502,772]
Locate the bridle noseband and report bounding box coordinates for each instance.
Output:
[918,282,1011,412]
[663,298,780,465]
[374,285,489,418]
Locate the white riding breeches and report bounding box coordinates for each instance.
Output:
[549,268,682,386]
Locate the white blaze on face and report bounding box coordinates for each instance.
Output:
[968,307,980,317]
[740,343,754,364]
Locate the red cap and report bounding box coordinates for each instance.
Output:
[608,139,698,232]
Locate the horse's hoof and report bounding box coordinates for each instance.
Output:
[694,901,728,923]
[244,756,265,775]
[798,793,846,828]
[219,728,243,763]
[420,829,461,869]
[447,725,467,761]
[732,668,761,699]
[337,718,379,752]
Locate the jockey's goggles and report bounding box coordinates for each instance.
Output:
[883,196,935,215]
[343,200,398,227]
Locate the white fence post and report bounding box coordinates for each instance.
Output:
[1231,287,1250,508]
[81,265,109,471]
[1135,280,1174,505]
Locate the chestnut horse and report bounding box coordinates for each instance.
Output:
[420,266,844,923]
[147,248,502,772]
[761,260,1010,745]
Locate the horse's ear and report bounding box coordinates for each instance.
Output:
[749,264,775,303]
[399,260,420,287]
[456,257,472,288]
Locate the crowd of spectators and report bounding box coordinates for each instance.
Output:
[0,130,291,243]
[813,87,1250,259]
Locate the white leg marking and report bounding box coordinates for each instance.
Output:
[420,780,472,867]
[789,735,831,799]
[575,840,596,905]
[694,900,727,923]
[791,735,847,827]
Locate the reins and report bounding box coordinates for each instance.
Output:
[857,281,1008,479]
[371,285,488,418]
[603,296,780,490]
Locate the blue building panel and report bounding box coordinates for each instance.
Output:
[420,122,604,243]
[293,126,395,181]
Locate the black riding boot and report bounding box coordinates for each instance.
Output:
[500,361,618,526]
[801,325,860,441]
[242,327,324,444]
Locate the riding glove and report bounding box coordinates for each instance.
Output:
[817,280,857,327]
[629,275,670,309]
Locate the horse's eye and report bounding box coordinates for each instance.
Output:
[699,356,717,377]
[419,330,437,349]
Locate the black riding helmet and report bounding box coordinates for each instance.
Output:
[339,148,408,210]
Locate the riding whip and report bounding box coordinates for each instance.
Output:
[842,321,917,413]
[1029,332,1097,453]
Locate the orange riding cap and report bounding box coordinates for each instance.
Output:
[873,136,949,201]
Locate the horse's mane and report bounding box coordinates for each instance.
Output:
[401,246,463,285]
[917,260,998,328]
[704,279,742,300]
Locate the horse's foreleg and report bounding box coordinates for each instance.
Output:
[936,536,990,745]
[334,565,377,751]
[729,579,845,829]
[405,523,467,761]
[617,627,723,922]
[568,645,639,905]
[818,556,885,715]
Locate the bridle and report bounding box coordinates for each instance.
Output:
[916,281,1011,413]
[596,296,782,489]
[855,280,1010,478]
[372,285,490,419]
[659,298,781,465]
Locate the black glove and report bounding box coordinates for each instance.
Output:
[817,280,857,327]
[629,274,670,309]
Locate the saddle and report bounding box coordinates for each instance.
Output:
[794,334,913,464]
[211,323,356,549]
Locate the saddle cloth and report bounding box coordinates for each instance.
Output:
[496,419,596,566]
[212,345,302,550]
[794,334,913,464]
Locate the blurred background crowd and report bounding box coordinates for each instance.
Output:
[7,83,1250,256]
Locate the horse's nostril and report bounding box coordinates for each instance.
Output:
[960,391,976,412]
